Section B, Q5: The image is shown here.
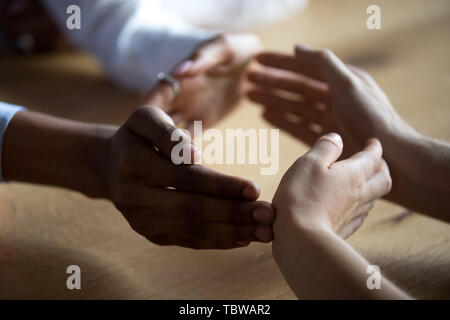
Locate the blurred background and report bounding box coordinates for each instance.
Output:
[0,0,449,299]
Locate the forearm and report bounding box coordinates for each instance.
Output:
[382,125,450,222]
[2,111,114,199]
[274,225,410,299]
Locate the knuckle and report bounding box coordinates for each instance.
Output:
[132,105,152,122]
[302,152,324,173]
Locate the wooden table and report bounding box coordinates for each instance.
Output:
[0,0,449,299]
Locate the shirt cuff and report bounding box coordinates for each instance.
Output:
[0,102,26,182]
[113,30,219,93]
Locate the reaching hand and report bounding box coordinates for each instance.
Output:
[147,33,263,131]
[103,83,274,249]
[272,133,391,241]
[248,45,414,159]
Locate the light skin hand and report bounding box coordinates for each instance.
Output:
[272,133,391,242]
[248,45,450,221]
[272,133,409,299]
[248,45,412,157]
[3,83,274,249]
[147,33,263,131]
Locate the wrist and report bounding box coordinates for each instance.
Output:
[3,111,117,199]
[379,115,420,159]
[84,125,116,199]
[282,204,332,235]
[273,212,336,272]
[273,205,333,259]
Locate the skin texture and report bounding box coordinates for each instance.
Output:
[272,133,409,299]
[248,44,450,222]
[146,33,263,132]
[3,83,275,250]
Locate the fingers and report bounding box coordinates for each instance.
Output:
[247,70,328,103]
[131,215,272,243]
[175,36,232,77]
[337,138,383,180]
[255,46,359,89]
[126,104,199,162]
[294,45,357,87]
[168,164,261,200]
[248,90,324,124]
[361,159,392,201]
[262,109,321,146]
[256,51,325,81]
[120,187,272,224]
[306,133,344,168]
[129,143,261,200]
[122,188,275,244]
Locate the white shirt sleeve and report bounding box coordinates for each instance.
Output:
[157,0,310,31]
[0,102,26,182]
[41,0,219,93]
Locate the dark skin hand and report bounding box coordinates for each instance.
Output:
[3,83,274,249]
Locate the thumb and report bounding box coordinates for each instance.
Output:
[307,133,343,168]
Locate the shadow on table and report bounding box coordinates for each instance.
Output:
[0,238,133,299]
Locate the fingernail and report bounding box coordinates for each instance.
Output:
[325,132,342,145]
[254,226,272,243]
[243,182,260,200]
[173,60,193,76]
[253,207,273,224]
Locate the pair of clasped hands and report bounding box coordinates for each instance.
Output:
[110,34,395,252]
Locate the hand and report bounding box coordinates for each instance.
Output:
[147,33,262,131]
[101,83,274,249]
[247,45,416,159]
[271,134,405,300]
[272,133,391,244]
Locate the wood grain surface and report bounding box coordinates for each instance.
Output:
[0,0,449,299]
